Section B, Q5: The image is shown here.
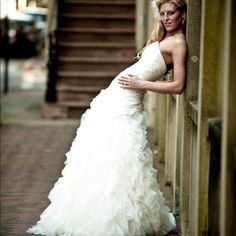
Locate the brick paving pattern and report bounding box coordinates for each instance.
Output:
[1,124,178,236]
[1,124,77,236]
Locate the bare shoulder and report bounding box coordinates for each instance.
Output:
[171,35,187,65]
[172,35,187,52]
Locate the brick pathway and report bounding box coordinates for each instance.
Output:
[1,124,178,236]
[0,124,78,236]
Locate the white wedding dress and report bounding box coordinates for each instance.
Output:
[27,41,176,236]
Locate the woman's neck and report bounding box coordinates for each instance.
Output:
[166,30,183,37]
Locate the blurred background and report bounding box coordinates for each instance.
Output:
[0,0,48,123]
[0,0,47,59]
[0,1,235,236]
[0,0,138,120]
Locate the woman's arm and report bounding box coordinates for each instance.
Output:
[118,38,187,94]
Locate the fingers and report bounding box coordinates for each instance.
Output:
[118,77,129,83]
[117,78,130,89]
[118,77,127,82]
[117,79,128,87]
[120,74,135,80]
[118,75,134,83]
[126,74,135,77]
[117,77,129,84]
[117,74,138,89]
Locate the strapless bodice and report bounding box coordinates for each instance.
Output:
[89,42,167,116]
[118,41,167,81]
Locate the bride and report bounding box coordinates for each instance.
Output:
[27,0,187,235]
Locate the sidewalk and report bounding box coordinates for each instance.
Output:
[0,57,79,126]
[0,58,178,235]
[1,124,78,236]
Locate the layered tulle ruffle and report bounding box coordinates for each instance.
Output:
[27,49,176,235]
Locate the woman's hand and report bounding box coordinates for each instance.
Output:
[117,74,145,90]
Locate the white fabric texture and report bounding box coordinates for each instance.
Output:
[27,41,176,236]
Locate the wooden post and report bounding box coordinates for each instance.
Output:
[220,0,236,235]
[164,94,176,185]
[180,0,202,234]
[135,0,147,51]
[197,0,225,234]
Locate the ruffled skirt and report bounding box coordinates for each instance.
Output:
[27,80,176,236]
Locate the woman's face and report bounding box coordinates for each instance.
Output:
[159,2,184,33]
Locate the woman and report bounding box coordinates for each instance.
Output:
[27,0,187,235]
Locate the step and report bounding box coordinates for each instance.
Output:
[58,71,117,78]
[60,18,135,29]
[58,42,136,58]
[63,0,135,5]
[60,16,134,29]
[63,0,135,3]
[57,101,90,119]
[58,56,131,63]
[57,71,117,88]
[61,1,135,15]
[57,84,104,93]
[57,91,97,103]
[58,42,135,48]
[57,56,133,72]
[57,56,132,71]
[61,13,134,19]
[58,27,135,43]
[57,71,117,87]
[57,77,111,88]
[42,101,87,118]
[60,28,135,33]
[57,77,112,88]
[57,63,130,73]
[58,100,90,108]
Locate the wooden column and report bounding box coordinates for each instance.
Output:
[155,94,167,162]
[220,0,236,235]
[165,95,177,185]
[172,95,184,214]
[180,0,202,235]
[135,0,147,51]
[196,0,225,234]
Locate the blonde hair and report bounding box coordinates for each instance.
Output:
[136,0,187,59]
